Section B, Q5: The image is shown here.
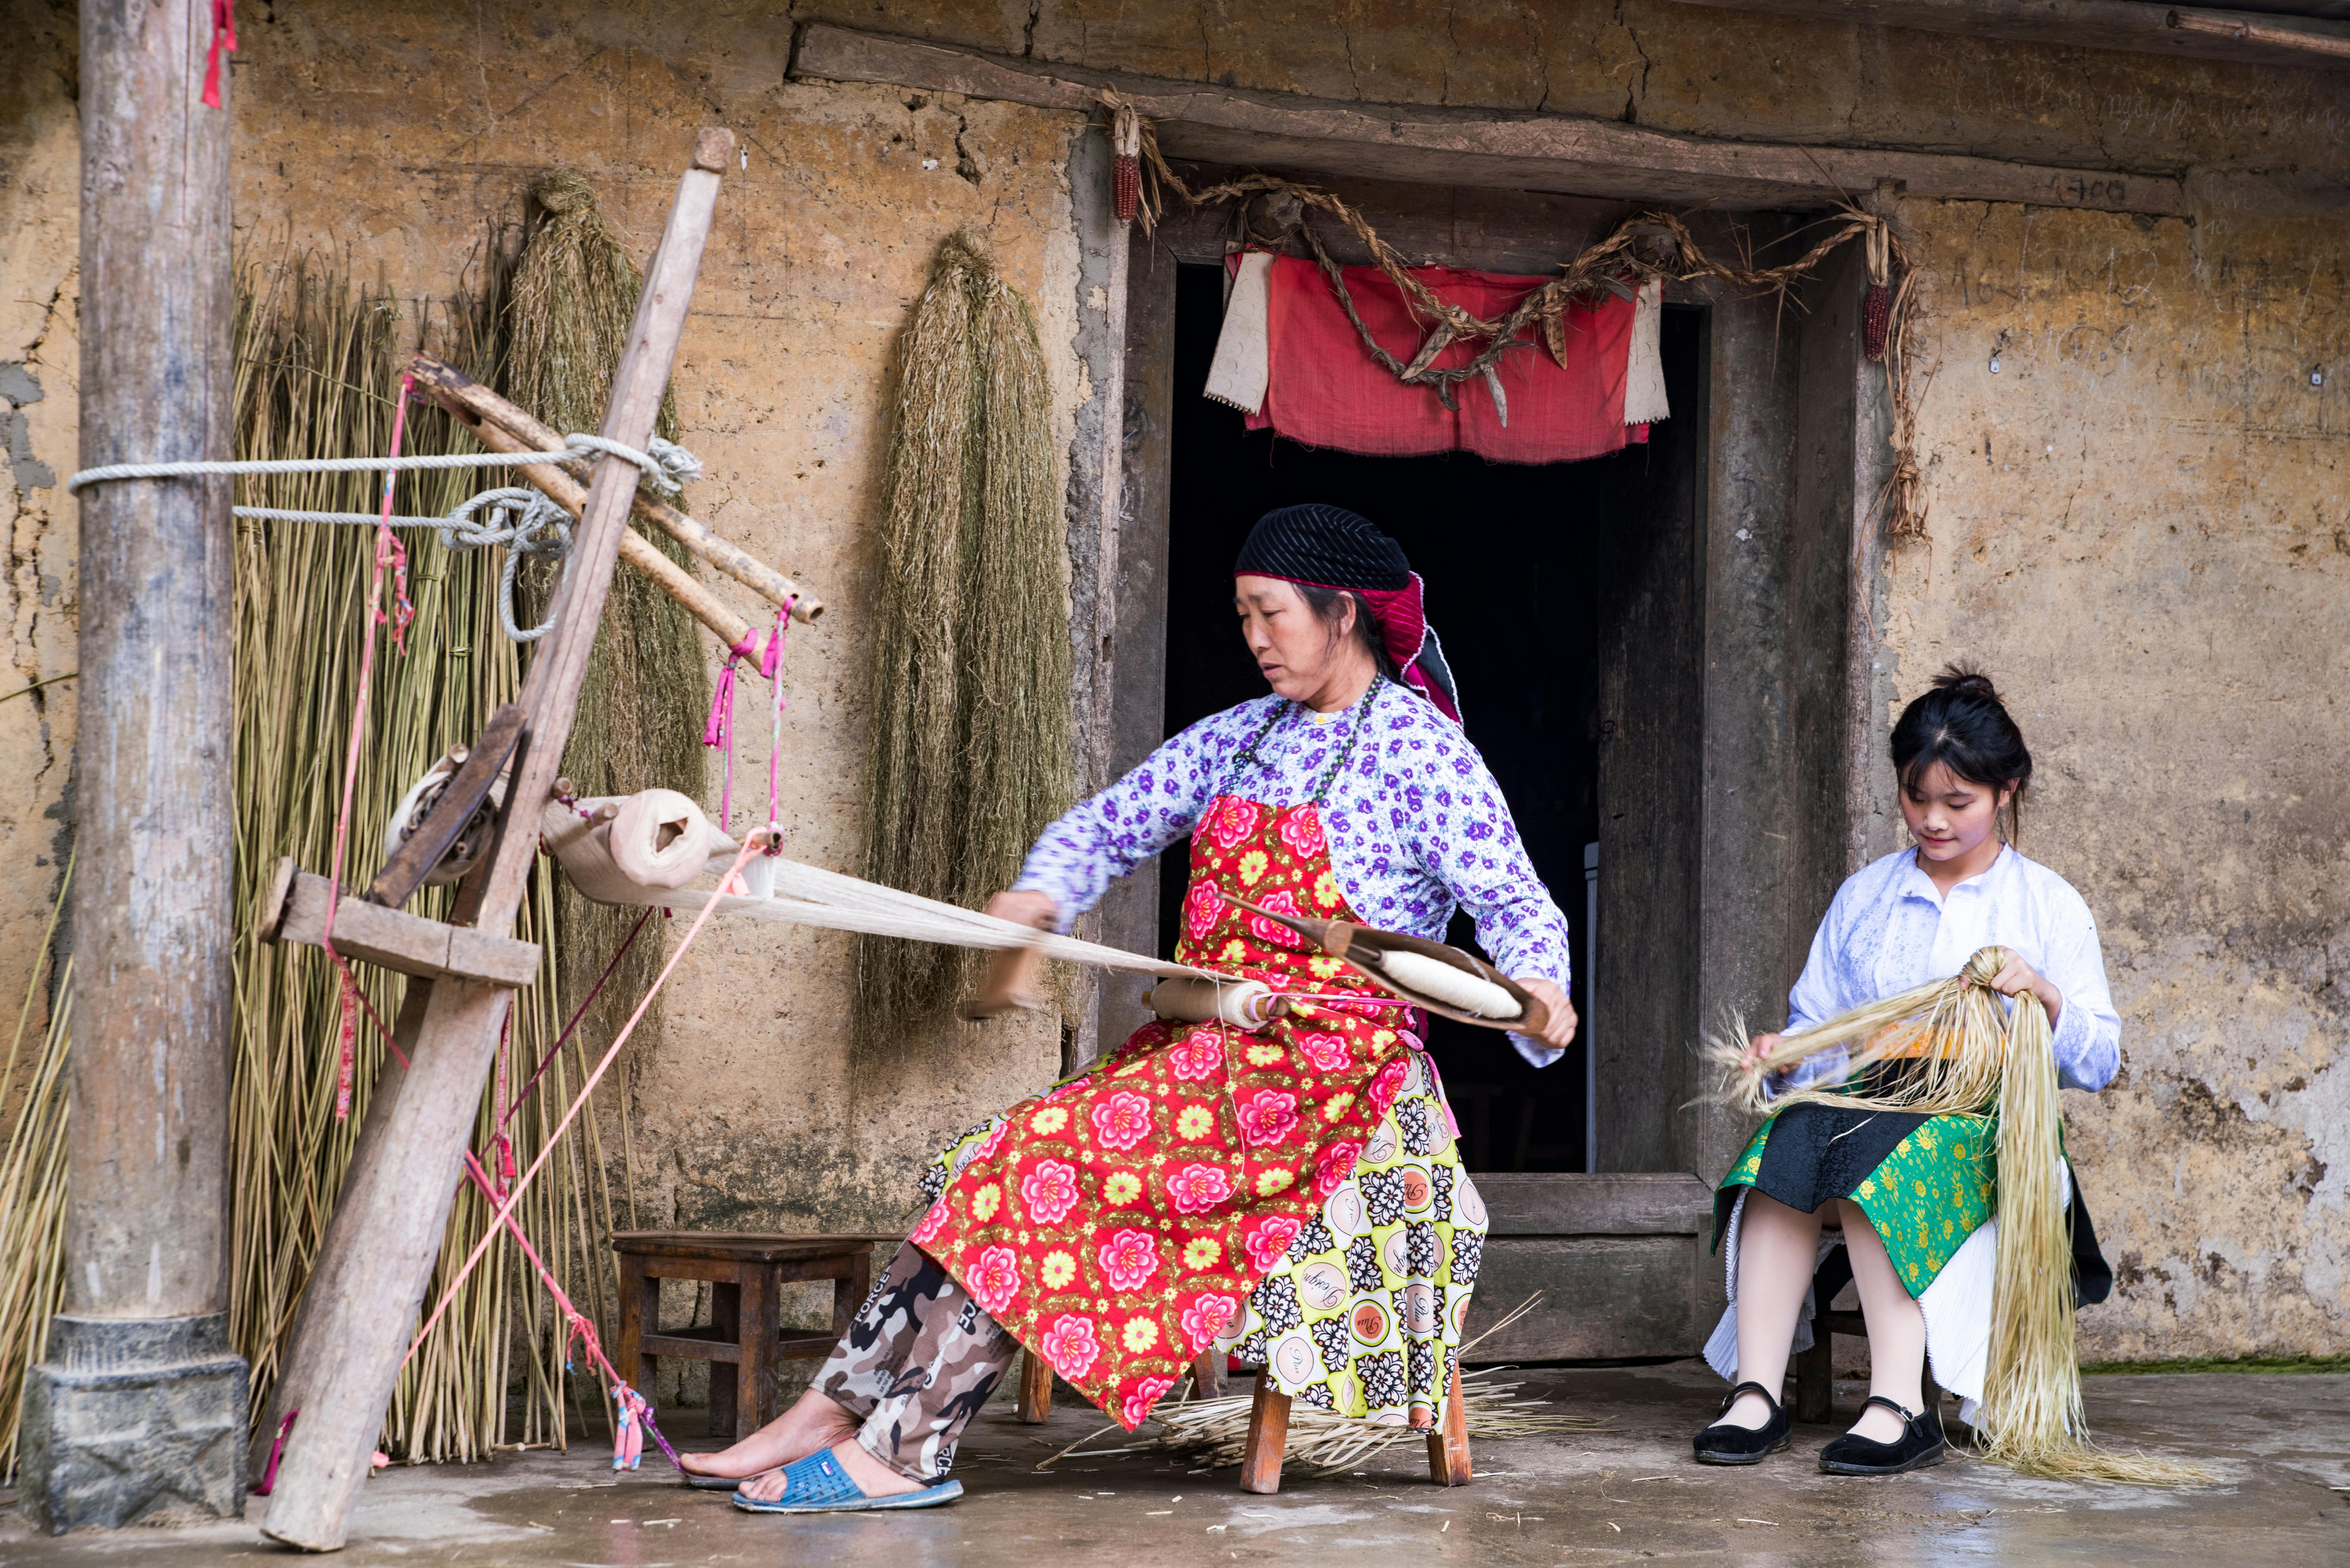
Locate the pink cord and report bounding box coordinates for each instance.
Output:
[498,907,652,1127]
[325,956,682,1473]
[322,372,416,1122]
[404,834,765,1372]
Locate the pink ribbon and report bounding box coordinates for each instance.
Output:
[201,0,237,109]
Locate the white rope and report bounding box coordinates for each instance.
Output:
[82,433,703,643]
[65,432,692,497]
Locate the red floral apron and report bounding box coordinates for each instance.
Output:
[912,794,1414,1429]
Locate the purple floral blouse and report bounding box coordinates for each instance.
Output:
[1013,679,1574,1066]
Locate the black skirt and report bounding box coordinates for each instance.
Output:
[1711,1103,2114,1306]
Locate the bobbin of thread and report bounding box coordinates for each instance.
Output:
[1143,976,1290,1032]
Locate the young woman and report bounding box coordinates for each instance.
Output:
[685,504,1580,1512]
[1693,668,2119,1475]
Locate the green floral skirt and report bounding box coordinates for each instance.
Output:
[1716,1106,1995,1299]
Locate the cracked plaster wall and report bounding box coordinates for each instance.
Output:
[0,0,2342,1359]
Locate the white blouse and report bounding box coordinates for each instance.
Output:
[1779,845,2121,1093]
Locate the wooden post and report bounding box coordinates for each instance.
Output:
[1017,1348,1055,1423]
[1238,1374,1290,1495]
[1425,1363,1472,1485]
[259,127,736,1552]
[20,0,248,1534]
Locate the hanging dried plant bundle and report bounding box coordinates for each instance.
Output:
[1709,948,2214,1486]
[506,169,711,1052]
[858,233,1075,1042]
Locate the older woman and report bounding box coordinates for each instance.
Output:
[689,504,1578,1513]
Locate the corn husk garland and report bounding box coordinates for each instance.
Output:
[1712,946,2212,1485]
[858,232,1074,1040]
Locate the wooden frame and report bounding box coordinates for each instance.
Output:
[259,127,738,1553]
[791,22,2194,216]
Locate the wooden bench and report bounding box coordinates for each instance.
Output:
[612,1231,896,1442]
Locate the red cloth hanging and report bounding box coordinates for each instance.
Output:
[1246,256,1640,464]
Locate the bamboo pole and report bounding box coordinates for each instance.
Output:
[408,356,821,624]
[259,127,735,1552]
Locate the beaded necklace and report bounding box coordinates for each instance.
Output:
[1229,679,1383,805]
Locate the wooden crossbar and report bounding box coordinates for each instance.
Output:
[257,127,736,1553]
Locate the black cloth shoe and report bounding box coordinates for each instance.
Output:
[1817,1394,1947,1475]
[1692,1381,1791,1465]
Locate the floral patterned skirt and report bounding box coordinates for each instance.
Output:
[917,1048,1488,1426]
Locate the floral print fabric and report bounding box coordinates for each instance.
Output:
[913,795,1457,1431]
[1007,680,1572,1066]
[1720,1112,1995,1297]
[1219,1050,1487,1423]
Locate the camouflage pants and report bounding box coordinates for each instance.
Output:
[815,1241,1017,1483]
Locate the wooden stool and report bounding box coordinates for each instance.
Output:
[1240,1365,1471,1493]
[612,1231,895,1443]
[1792,1249,1941,1423]
[1014,1348,1221,1422]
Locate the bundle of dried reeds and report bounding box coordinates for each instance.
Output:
[227,256,630,1460]
[858,232,1074,1040]
[1711,946,2212,1485]
[506,169,710,1059]
[0,863,72,1481]
[1044,1368,1601,1476]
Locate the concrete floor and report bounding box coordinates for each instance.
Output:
[3,1362,2345,1566]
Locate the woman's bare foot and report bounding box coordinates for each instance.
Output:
[734,1439,925,1504]
[678,1389,856,1480]
[1717,1389,1777,1431]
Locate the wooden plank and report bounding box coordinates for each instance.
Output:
[365,704,525,910]
[408,355,822,625]
[1238,1376,1290,1494]
[246,979,432,1485]
[790,23,2194,215]
[1664,0,2350,69]
[1017,1348,1054,1423]
[1473,1172,1715,1236]
[1425,1365,1472,1486]
[260,127,736,1554]
[269,867,541,987]
[643,1331,742,1363]
[609,1230,899,1260]
[1466,1236,1708,1360]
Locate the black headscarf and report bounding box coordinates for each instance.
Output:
[1235,505,1460,721]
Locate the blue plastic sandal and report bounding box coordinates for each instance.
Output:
[730,1449,963,1514]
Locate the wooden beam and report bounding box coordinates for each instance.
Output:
[259,127,737,1553]
[408,356,823,626]
[790,23,2192,216]
[1659,0,2350,69]
[264,862,542,987]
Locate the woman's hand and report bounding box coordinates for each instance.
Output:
[1516,979,1577,1050]
[1738,1032,1785,1074]
[1987,952,2063,1024]
[983,890,1059,931]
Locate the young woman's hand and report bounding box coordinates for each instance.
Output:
[1986,952,2064,1024]
[1738,1032,1785,1073]
[983,890,1059,930]
[1516,978,1577,1049]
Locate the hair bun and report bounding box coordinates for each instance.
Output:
[1931,665,2002,705]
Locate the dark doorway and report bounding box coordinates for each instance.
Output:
[1155,261,1705,1174]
